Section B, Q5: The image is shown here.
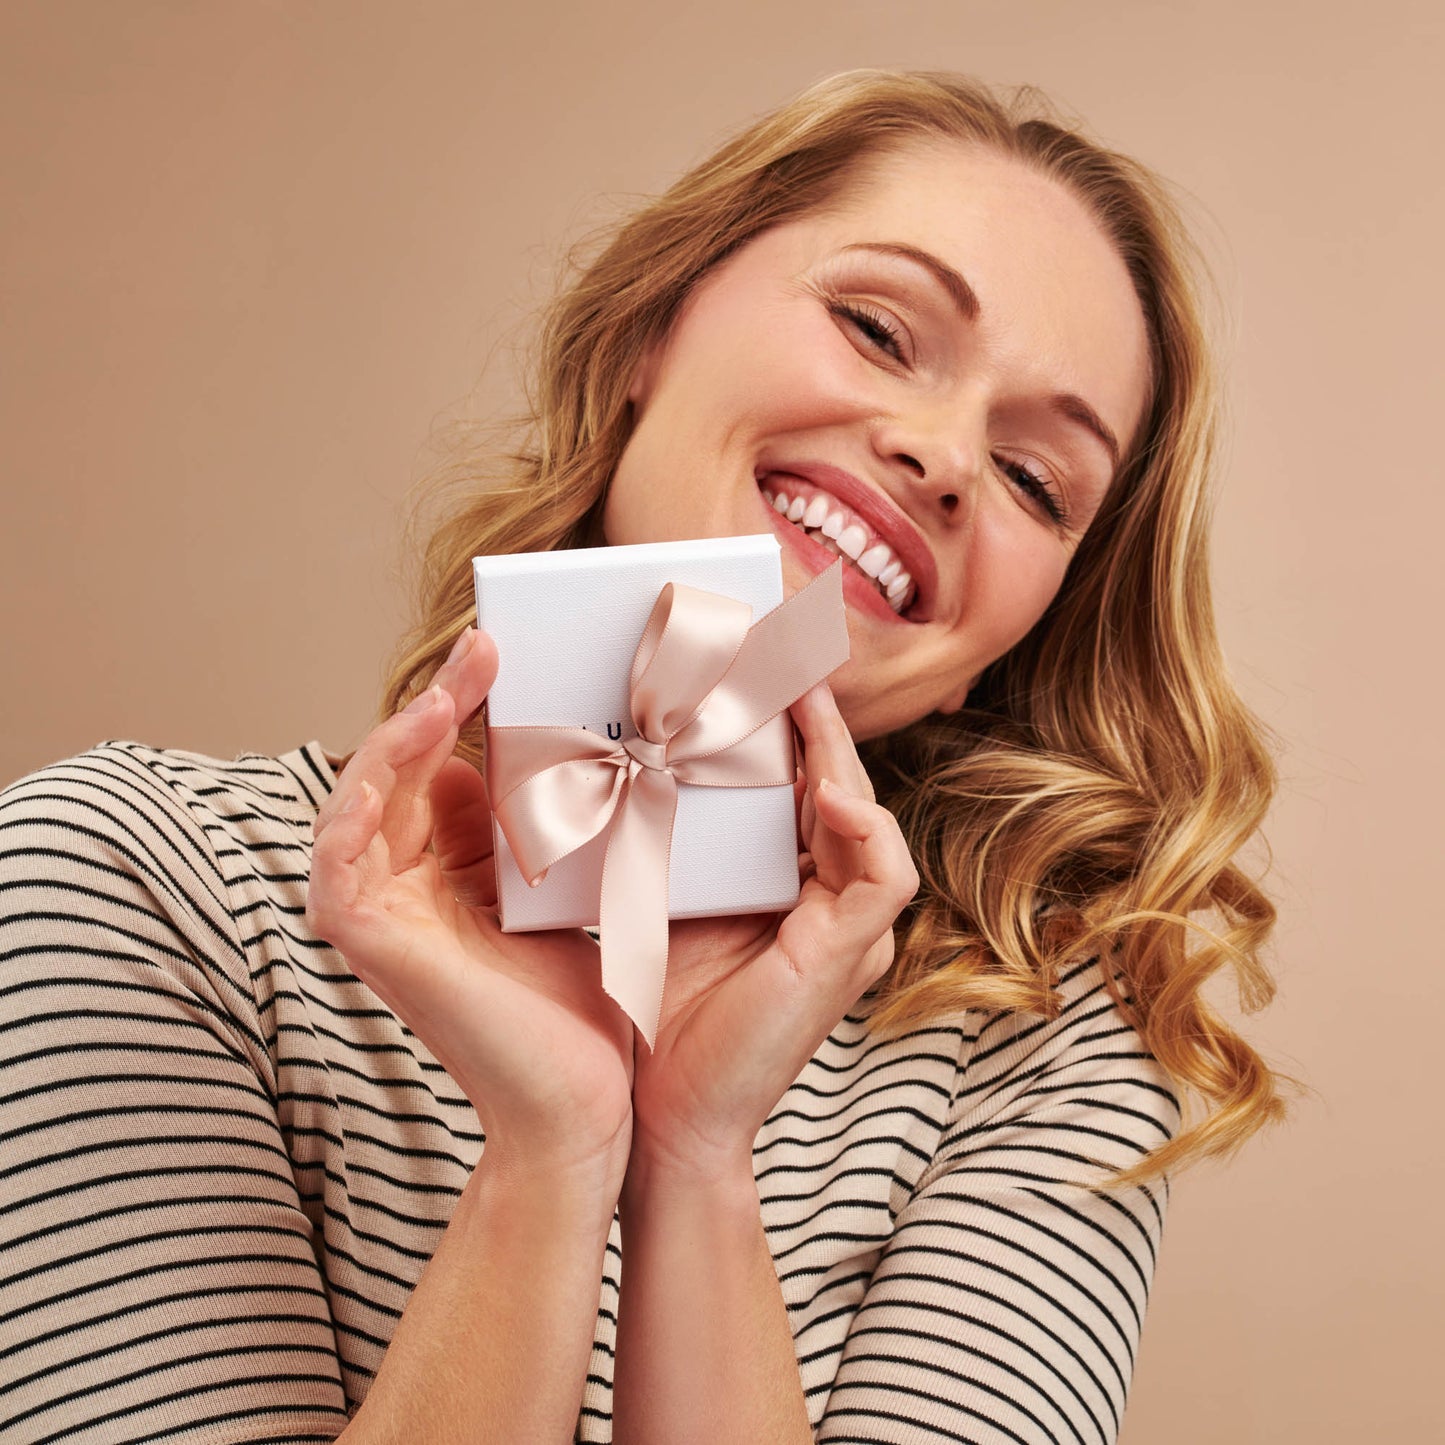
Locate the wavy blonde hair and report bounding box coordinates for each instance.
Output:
[383,70,1285,1184]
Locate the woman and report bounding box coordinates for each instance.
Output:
[0,71,1281,1444]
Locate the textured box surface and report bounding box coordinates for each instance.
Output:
[472,536,800,931]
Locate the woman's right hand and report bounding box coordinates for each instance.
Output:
[306,627,634,1186]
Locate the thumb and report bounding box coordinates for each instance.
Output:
[430,756,498,909]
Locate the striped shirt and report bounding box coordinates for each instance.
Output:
[0,741,1178,1445]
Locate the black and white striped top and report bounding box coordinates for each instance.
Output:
[0,741,1178,1445]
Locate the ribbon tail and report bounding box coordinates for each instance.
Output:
[666,561,850,762]
[720,561,851,732]
[598,766,678,1050]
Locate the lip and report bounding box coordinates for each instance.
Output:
[754,460,939,623]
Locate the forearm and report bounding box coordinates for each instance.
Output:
[339,1142,622,1444]
[613,1148,812,1444]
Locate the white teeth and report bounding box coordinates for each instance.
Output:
[887,575,912,612]
[836,523,868,560]
[761,480,917,617]
[857,544,890,578]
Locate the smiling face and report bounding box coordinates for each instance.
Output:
[602,139,1154,740]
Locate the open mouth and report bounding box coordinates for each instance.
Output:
[758,476,920,617]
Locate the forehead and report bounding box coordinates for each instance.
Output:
[799,138,1154,455]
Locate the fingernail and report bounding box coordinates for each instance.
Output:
[338,781,373,815]
[445,627,474,665]
[403,686,443,716]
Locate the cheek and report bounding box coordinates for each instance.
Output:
[963,512,1071,653]
[716,301,877,434]
[781,319,880,408]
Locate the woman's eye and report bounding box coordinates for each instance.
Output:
[996,455,1069,527]
[830,301,905,361]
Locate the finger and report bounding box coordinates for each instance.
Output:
[790,683,874,802]
[314,625,494,835]
[799,777,817,853]
[780,802,912,976]
[809,778,918,928]
[790,684,883,889]
[315,686,458,874]
[375,627,496,856]
[790,778,915,957]
[307,781,387,944]
[713,784,914,1072]
[315,626,499,869]
[431,755,498,909]
[315,686,455,837]
[372,626,499,851]
[433,625,499,727]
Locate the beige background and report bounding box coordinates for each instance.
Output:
[2,0,1440,1437]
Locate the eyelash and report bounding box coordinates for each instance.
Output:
[995,457,1068,526]
[830,300,905,360]
[830,295,1070,528]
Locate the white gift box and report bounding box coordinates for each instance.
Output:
[472,535,802,933]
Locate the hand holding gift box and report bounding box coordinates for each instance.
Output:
[473,536,849,1046]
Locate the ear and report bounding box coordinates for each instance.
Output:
[626,337,663,409]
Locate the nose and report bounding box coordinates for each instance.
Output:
[870,397,984,522]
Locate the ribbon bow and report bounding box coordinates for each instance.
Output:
[485,561,848,1047]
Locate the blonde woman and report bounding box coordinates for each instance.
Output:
[0,71,1281,1444]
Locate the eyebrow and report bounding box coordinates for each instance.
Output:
[842,241,981,321]
[1051,393,1121,471]
[841,240,1122,471]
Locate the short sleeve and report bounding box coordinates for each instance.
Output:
[0,748,350,1445]
[815,964,1180,1445]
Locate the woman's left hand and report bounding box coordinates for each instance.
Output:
[628,681,920,1177]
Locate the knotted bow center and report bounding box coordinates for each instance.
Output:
[623,735,670,772]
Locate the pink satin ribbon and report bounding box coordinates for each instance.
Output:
[485,561,849,1047]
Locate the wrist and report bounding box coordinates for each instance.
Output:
[621,1131,759,1217]
[481,1122,631,1221]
